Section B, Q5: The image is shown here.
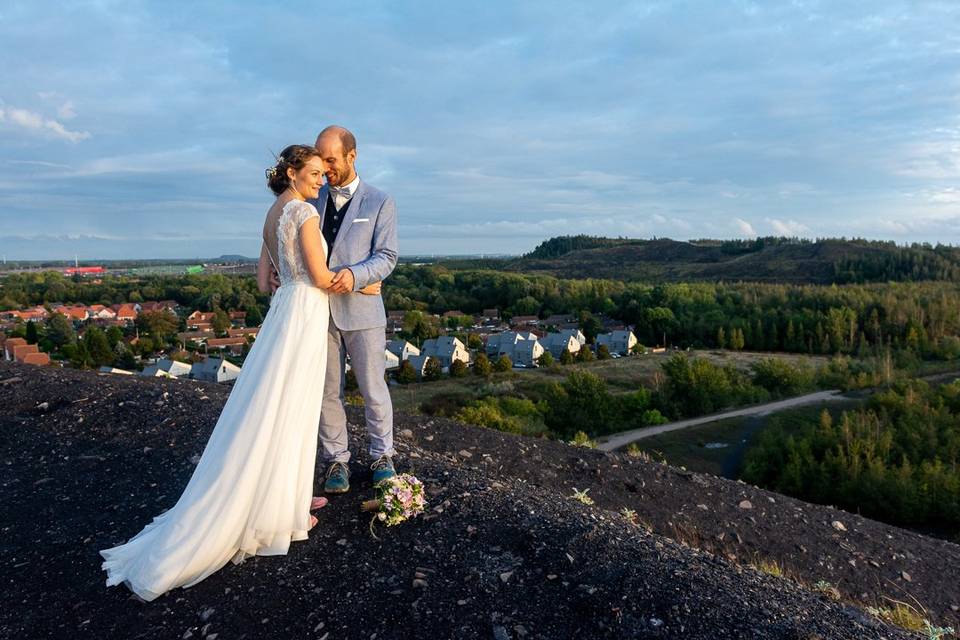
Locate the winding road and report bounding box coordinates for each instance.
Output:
[595,389,846,452]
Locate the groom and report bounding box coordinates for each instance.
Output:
[312,125,399,493]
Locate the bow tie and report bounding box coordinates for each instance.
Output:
[329,186,353,200]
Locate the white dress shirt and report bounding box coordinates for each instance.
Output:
[331,174,360,210]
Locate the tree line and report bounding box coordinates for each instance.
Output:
[383,266,960,360]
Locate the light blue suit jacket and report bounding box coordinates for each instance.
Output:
[309,179,398,331]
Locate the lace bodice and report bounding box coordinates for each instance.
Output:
[274,200,325,286]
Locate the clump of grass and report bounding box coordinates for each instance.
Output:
[569,487,594,505]
[867,602,926,633]
[867,595,956,638]
[620,507,638,524]
[568,431,596,448]
[752,558,784,578]
[812,580,841,601]
[625,443,650,461]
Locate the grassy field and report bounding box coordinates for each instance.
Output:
[633,399,864,478]
[388,349,830,414]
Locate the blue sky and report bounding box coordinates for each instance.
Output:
[1,1,958,260]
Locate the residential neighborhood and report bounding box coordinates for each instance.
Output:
[0,292,648,386]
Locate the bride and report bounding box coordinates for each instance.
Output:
[100,144,381,601]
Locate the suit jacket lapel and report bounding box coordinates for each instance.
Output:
[336,180,367,243]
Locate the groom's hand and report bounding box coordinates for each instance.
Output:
[330,268,355,293]
[269,267,281,293]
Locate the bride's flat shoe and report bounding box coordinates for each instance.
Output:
[309,514,318,530]
[310,496,328,511]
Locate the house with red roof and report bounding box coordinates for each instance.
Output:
[205,337,247,355]
[3,337,28,361]
[112,304,139,325]
[21,352,51,366]
[227,327,259,339]
[55,305,90,322]
[88,305,117,320]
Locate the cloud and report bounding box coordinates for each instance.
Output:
[2,2,960,257]
[0,102,90,143]
[57,101,76,120]
[735,218,757,236]
[766,218,810,235]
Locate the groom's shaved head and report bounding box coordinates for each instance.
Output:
[316,125,358,187]
[317,125,356,155]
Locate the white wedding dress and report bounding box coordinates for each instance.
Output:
[101,200,330,601]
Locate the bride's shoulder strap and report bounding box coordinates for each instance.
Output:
[293,200,320,228]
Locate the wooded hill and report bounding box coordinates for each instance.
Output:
[491,236,960,284]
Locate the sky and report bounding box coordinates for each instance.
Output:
[1,1,959,260]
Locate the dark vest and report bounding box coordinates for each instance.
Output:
[322,192,353,259]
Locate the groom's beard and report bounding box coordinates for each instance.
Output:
[326,166,356,187]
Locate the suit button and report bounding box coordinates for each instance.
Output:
[333,227,338,233]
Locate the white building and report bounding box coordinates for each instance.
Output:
[420,336,470,370]
[99,366,134,375]
[541,329,585,358]
[406,354,434,378]
[485,331,537,357]
[386,339,420,361]
[191,356,242,383]
[509,338,545,366]
[596,330,637,355]
[384,349,400,371]
[139,358,193,379]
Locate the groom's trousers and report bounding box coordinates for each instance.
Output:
[318,314,395,464]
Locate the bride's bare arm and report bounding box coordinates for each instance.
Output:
[256,242,272,293]
[299,218,335,289]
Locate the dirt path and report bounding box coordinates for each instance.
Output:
[596,389,845,451]
[597,369,960,453]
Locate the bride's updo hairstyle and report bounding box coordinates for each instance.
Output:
[266,144,322,196]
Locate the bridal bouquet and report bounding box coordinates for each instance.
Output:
[361,474,427,537]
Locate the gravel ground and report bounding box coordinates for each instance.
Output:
[0,361,948,639]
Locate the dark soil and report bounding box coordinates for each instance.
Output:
[0,361,952,639]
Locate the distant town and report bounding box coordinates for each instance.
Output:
[0,264,651,385]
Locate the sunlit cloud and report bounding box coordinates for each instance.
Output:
[0,102,90,143]
[735,218,757,237]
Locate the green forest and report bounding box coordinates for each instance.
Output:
[517,235,960,283]
[5,267,960,366]
[742,380,960,534]
[383,266,960,360]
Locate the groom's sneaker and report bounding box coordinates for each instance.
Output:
[323,462,350,494]
[370,455,396,485]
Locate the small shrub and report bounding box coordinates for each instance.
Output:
[473,353,492,377]
[568,430,596,448]
[812,580,841,601]
[569,488,594,505]
[449,359,468,378]
[625,443,650,461]
[423,357,443,381]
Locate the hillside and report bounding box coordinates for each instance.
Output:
[2,361,958,639]
[500,236,960,284]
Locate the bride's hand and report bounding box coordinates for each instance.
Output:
[359,281,382,295]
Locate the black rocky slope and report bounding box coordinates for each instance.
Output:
[0,362,949,639]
